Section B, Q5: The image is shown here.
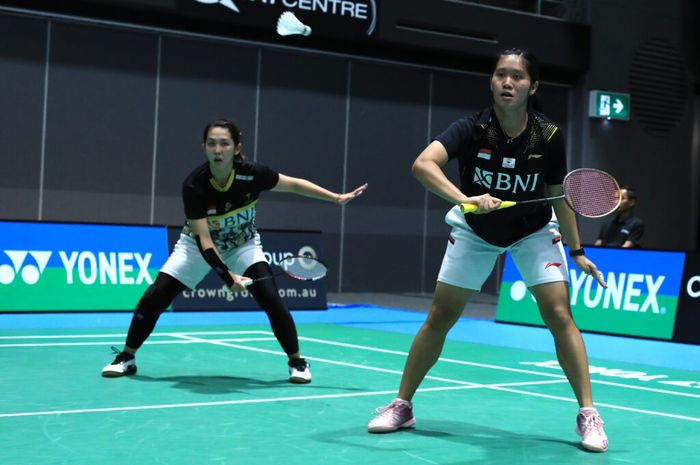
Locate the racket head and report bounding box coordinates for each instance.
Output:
[563,168,621,218]
[279,255,328,281]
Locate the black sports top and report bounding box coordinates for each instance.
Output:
[597,214,644,247]
[181,160,279,251]
[435,107,567,247]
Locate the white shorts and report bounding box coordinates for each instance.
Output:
[437,205,568,291]
[160,233,267,289]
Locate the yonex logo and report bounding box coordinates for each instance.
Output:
[0,250,154,286]
[509,269,667,314]
[0,250,52,285]
[570,270,665,313]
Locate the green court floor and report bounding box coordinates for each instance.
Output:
[1,323,699,465]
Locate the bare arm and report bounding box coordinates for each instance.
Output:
[272,174,367,205]
[549,184,606,287]
[412,141,501,213]
[188,218,249,291]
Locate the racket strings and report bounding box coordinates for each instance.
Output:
[280,256,327,280]
[564,170,620,217]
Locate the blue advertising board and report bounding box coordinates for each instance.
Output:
[0,221,169,311]
[496,247,686,340]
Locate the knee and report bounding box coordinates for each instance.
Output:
[424,308,460,333]
[542,306,575,333]
[136,285,170,316]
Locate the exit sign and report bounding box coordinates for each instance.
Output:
[589,90,630,120]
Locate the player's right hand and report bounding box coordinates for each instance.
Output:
[230,272,251,292]
[467,194,502,214]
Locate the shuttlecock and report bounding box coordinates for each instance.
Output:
[276,11,312,37]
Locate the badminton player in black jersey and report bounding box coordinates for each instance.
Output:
[368,49,609,452]
[102,118,367,383]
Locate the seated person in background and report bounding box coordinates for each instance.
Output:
[594,186,644,248]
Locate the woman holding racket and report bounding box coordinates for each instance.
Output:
[102,118,367,383]
[368,49,609,452]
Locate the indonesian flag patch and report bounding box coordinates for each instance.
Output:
[477,148,492,160]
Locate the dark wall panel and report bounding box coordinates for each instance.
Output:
[0,14,46,220]
[43,21,158,224]
[343,234,424,293]
[342,62,430,291]
[153,35,259,226]
[255,50,350,286]
[577,0,695,250]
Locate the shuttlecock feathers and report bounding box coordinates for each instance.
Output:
[276,11,312,36]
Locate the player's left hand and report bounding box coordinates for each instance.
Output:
[336,183,368,205]
[573,256,607,288]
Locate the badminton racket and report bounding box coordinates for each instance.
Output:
[244,255,327,286]
[460,168,621,218]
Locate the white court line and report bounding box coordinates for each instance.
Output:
[168,334,700,423]
[0,332,700,422]
[0,330,270,340]
[3,330,699,399]
[298,335,700,400]
[0,338,279,348]
[0,379,565,419]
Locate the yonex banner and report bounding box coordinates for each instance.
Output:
[169,227,327,310]
[0,221,168,311]
[496,247,686,340]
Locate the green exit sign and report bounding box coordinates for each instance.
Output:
[588,90,630,120]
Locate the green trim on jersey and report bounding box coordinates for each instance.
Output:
[209,168,236,192]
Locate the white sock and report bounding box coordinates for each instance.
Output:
[579,406,597,415]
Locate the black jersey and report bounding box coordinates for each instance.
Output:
[435,107,566,247]
[181,160,279,250]
[597,214,644,247]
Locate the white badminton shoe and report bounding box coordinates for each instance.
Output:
[288,357,312,383]
[367,399,416,433]
[576,409,608,452]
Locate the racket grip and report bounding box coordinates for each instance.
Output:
[460,201,516,214]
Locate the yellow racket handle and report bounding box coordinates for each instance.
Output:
[460,201,517,214]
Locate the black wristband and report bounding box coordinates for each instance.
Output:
[195,235,235,287]
[568,248,585,257]
[202,248,235,287]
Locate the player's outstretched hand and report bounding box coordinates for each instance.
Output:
[336,183,368,205]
